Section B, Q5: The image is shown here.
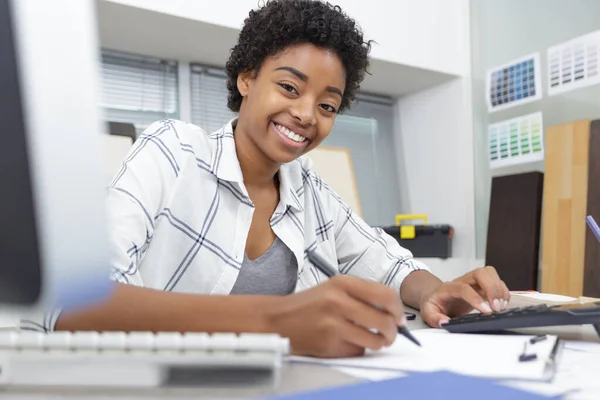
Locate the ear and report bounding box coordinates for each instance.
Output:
[237,70,254,97]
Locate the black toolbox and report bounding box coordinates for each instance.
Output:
[380,214,453,259]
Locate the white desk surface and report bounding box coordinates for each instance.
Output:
[1,305,599,399]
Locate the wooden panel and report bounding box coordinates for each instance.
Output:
[541,120,590,296]
[584,120,600,297]
[485,172,543,291]
[308,146,363,218]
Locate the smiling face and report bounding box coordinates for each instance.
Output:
[235,43,346,165]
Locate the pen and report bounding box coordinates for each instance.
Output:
[586,215,600,243]
[306,248,421,347]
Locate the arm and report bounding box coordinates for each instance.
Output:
[399,269,443,310]
[314,172,430,297]
[56,275,405,359]
[311,170,508,328]
[56,283,273,333]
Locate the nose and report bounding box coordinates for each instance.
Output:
[290,98,317,127]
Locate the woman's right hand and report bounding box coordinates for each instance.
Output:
[265,275,405,358]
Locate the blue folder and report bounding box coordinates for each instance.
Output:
[264,371,558,400]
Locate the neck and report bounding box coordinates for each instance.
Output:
[234,121,280,188]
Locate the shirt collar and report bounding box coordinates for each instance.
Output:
[278,161,304,212]
[209,119,304,212]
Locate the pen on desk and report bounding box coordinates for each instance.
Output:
[306,249,421,347]
[586,215,600,243]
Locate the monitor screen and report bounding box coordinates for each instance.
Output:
[0,0,41,304]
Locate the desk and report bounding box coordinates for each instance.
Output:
[2,306,599,399]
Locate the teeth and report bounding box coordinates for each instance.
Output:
[276,123,306,143]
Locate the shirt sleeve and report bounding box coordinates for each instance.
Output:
[106,120,183,286]
[18,121,183,333]
[19,309,62,333]
[319,175,430,294]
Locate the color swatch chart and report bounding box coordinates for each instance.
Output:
[548,29,600,96]
[486,53,542,113]
[489,112,544,169]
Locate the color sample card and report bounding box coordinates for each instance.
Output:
[548,29,600,96]
[489,112,544,169]
[486,53,542,113]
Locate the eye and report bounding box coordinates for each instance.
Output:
[320,104,337,113]
[278,83,298,95]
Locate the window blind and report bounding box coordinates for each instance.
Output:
[190,65,237,134]
[101,50,179,134]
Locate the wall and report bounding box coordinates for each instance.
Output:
[471,0,600,260]
[395,77,477,280]
[103,0,470,77]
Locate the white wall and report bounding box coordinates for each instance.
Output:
[394,78,477,280]
[103,0,470,77]
[338,0,470,76]
[391,0,476,280]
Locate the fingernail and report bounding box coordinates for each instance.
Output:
[438,319,450,328]
[493,299,502,311]
[399,315,407,325]
[503,299,509,309]
[481,302,492,313]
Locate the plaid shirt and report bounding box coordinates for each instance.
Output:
[21,119,428,332]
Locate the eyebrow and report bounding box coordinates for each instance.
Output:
[274,66,343,98]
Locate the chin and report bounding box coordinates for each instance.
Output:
[270,148,304,164]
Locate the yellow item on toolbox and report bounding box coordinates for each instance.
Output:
[395,214,428,240]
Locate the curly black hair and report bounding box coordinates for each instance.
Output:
[225,0,371,113]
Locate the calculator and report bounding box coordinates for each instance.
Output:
[441,302,600,335]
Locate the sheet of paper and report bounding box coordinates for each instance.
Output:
[502,341,600,398]
[509,292,577,308]
[332,339,600,398]
[563,341,600,353]
[334,367,405,381]
[290,330,558,381]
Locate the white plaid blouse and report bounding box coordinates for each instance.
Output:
[21,119,428,332]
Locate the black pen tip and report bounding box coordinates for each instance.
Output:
[398,326,421,347]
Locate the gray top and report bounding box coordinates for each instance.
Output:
[229,237,298,295]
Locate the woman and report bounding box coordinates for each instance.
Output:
[53,0,509,357]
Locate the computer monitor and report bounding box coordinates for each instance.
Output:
[0,0,112,311]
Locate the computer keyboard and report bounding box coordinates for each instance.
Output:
[442,301,600,335]
[0,330,289,388]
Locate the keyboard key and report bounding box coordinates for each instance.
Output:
[181,332,209,351]
[16,332,45,350]
[70,331,100,351]
[126,332,155,351]
[43,332,72,350]
[0,332,19,349]
[239,333,288,353]
[98,332,127,351]
[154,332,182,352]
[208,333,238,351]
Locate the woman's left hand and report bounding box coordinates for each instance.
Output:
[419,266,510,328]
